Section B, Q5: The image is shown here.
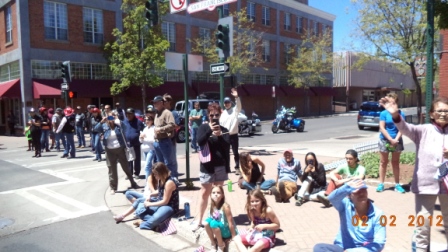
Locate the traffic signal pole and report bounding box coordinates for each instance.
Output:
[425,0,434,123]
[218,7,225,106]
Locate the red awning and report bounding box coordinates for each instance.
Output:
[279,86,307,97]
[241,84,273,96]
[33,81,61,99]
[309,87,337,96]
[0,79,20,98]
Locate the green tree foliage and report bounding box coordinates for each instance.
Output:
[287,30,333,88]
[190,8,265,80]
[435,0,448,29]
[104,0,169,109]
[351,0,432,123]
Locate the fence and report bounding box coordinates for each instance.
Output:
[324,141,379,171]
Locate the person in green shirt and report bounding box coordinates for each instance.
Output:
[189,102,203,152]
[325,149,366,197]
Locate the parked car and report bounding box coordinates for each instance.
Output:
[357,101,385,130]
[175,99,219,118]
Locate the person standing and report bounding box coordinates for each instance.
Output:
[163,93,179,177]
[7,110,16,136]
[56,107,76,159]
[52,108,65,152]
[39,107,51,152]
[115,102,125,121]
[29,108,42,158]
[380,95,448,252]
[189,102,203,152]
[47,108,55,149]
[219,88,242,175]
[84,105,94,149]
[376,93,406,193]
[124,108,145,179]
[90,108,103,161]
[75,106,86,148]
[152,95,177,178]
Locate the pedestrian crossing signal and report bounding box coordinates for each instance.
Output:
[68,91,77,99]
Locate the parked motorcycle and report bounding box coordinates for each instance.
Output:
[238,110,262,136]
[175,116,187,143]
[271,106,305,133]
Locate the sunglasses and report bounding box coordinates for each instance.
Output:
[209,113,220,118]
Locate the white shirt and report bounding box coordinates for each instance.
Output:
[140,125,155,152]
[106,130,121,149]
[219,97,242,135]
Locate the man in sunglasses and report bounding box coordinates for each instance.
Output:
[219,88,242,175]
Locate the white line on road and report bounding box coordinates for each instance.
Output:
[35,187,96,211]
[0,180,80,195]
[15,190,74,218]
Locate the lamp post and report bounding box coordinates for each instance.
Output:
[425,0,434,123]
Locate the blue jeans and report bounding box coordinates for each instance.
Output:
[144,149,156,180]
[55,132,66,150]
[313,244,344,252]
[92,133,103,160]
[125,190,143,202]
[242,179,276,191]
[154,138,177,178]
[137,204,174,230]
[63,132,76,157]
[40,129,50,150]
[191,127,198,150]
[76,126,85,147]
[170,140,178,177]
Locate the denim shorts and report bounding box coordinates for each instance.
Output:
[378,138,404,152]
[199,166,228,184]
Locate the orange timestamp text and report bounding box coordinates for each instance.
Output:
[351,215,444,227]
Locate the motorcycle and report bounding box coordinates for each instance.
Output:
[271,106,305,133]
[175,116,187,143]
[238,110,262,136]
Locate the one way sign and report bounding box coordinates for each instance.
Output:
[210,63,230,75]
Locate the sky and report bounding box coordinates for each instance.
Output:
[308,0,358,52]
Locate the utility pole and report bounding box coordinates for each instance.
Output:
[425,0,434,123]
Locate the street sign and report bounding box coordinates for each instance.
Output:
[170,0,187,14]
[61,82,69,91]
[187,0,237,14]
[210,63,230,75]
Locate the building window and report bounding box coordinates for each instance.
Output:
[162,22,176,51]
[83,8,104,44]
[223,4,229,17]
[262,40,270,62]
[44,1,68,41]
[247,2,255,22]
[199,28,210,53]
[314,22,319,36]
[248,39,255,58]
[262,6,270,26]
[5,6,12,43]
[0,61,20,82]
[284,43,291,64]
[296,16,302,34]
[322,25,327,35]
[31,60,112,80]
[284,13,291,31]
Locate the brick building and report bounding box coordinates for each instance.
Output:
[0,0,335,134]
[440,29,448,98]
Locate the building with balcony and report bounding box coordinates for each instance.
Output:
[0,0,335,134]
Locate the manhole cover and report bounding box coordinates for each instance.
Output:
[335,135,366,140]
[0,217,14,229]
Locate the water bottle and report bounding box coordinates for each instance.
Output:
[411,230,417,252]
[227,180,232,192]
[184,202,190,219]
[385,143,396,152]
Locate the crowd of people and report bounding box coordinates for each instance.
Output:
[21,91,448,252]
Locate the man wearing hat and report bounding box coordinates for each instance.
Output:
[56,107,77,159]
[115,102,125,121]
[152,95,177,178]
[29,108,43,157]
[313,180,386,251]
[52,108,66,152]
[270,149,302,203]
[219,87,242,175]
[123,107,145,179]
[75,106,86,148]
[163,93,180,176]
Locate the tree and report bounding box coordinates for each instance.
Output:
[287,30,333,88]
[190,8,265,82]
[352,0,432,123]
[435,0,448,29]
[104,0,170,111]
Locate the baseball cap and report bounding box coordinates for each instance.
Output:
[283,149,293,155]
[147,106,156,113]
[56,108,63,112]
[224,97,231,103]
[76,106,81,110]
[151,95,164,103]
[29,108,35,113]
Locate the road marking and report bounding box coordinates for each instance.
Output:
[16,190,74,217]
[0,180,81,195]
[35,188,96,211]
[57,164,105,173]
[39,169,85,182]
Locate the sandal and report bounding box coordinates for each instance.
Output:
[191,224,204,232]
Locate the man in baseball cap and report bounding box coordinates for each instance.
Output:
[270,149,302,203]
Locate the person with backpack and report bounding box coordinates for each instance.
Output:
[56,107,76,159]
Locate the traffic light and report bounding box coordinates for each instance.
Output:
[215,24,229,54]
[68,91,77,99]
[60,61,71,83]
[145,0,158,26]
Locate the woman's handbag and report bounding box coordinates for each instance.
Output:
[119,125,135,162]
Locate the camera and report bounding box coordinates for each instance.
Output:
[107,115,114,120]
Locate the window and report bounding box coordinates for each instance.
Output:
[31,60,112,80]
[314,22,318,36]
[0,61,20,82]
[247,2,255,22]
[262,40,270,62]
[162,22,176,51]
[5,6,12,43]
[83,8,104,44]
[296,16,303,33]
[223,4,229,17]
[262,6,270,26]
[44,1,68,40]
[248,39,255,58]
[199,28,210,53]
[284,44,291,64]
[322,25,327,36]
[284,13,291,31]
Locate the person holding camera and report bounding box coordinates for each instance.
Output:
[295,152,329,207]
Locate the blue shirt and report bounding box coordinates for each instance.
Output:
[123,117,145,146]
[329,184,386,251]
[379,110,405,139]
[277,158,302,182]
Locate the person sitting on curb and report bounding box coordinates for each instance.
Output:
[313,179,386,252]
[324,149,366,197]
[239,152,276,194]
[295,152,329,207]
[270,149,302,203]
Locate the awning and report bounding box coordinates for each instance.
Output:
[309,87,337,96]
[0,79,20,98]
[33,81,61,99]
[241,84,273,96]
[278,86,307,97]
